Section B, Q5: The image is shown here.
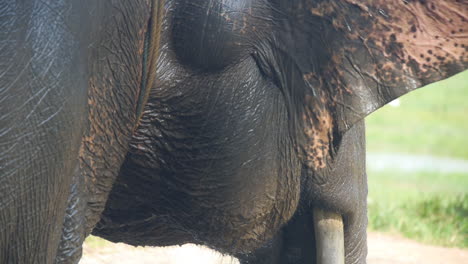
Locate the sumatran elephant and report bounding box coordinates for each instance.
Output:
[0,0,466,263]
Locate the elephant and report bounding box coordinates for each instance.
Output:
[1,0,466,263]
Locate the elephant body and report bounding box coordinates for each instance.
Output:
[1,0,466,263]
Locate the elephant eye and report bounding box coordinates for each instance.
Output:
[171,0,265,71]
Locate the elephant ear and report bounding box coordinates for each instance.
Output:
[284,0,467,169]
[316,0,466,131]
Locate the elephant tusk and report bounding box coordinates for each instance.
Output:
[313,207,345,264]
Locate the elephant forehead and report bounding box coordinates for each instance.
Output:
[171,0,271,70]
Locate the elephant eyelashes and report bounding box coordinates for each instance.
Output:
[251,49,276,84]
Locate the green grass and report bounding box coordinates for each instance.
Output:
[84,235,114,249]
[366,70,468,248]
[366,70,468,160]
[368,170,468,248]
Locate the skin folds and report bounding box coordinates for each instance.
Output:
[1,0,466,263]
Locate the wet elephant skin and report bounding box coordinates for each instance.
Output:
[94,0,465,264]
[1,0,466,263]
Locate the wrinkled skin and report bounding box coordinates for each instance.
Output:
[1,0,467,263]
[1,0,152,263]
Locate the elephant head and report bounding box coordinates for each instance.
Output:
[94,0,466,263]
[1,0,466,263]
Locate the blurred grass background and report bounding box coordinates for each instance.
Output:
[366,70,468,248]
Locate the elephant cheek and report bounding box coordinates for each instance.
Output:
[165,150,302,253]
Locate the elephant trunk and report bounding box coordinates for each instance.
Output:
[313,207,345,264]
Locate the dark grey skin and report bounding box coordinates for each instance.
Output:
[1,0,155,263]
[1,0,467,263]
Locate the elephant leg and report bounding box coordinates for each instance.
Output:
[55,167,86,264]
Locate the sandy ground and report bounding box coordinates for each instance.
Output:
[366,232,467,264]
[79,232,467,264]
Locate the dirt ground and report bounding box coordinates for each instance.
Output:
[80,232,467,264]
